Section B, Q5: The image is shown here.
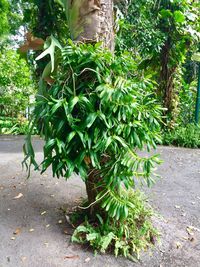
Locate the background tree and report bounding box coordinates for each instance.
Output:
[0,0,10,38]
[118,0,200,124]
[0,49,35,133]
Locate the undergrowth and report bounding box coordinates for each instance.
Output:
[163,123,200,148]
[71,190,158,261]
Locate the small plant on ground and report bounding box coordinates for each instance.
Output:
[71,190,158,260]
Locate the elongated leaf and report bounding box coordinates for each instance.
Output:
[36,35,62,72]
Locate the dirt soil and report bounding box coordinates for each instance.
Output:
[0,136,200,267]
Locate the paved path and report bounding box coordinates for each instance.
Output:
[0,136,200,267]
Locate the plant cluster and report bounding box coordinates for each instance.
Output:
[24,40,162,257]
[163,123,200,148]
[0,0,10,38]
[0,116,33,135]
[72,190,158,260]
[0,49,35,119]
[24,40,162,182]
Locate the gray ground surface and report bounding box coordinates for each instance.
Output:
[0,136,200,267]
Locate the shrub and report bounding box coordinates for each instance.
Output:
[24,40,162,258]
[163,123,200,148]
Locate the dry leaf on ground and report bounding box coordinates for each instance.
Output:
[85,257,90,263]
[13,228,21,235]
[175,241,182,249]
[21,257,27,262]
[64,255,79,260]
[13,193,23,199]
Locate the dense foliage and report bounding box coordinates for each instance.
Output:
[119,0,200,124]
[0,49,35,133]
[72,190,158,260]
[23,40,162,256]
[0,0,10,37]
[163,123,200,148]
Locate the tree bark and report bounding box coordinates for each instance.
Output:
[66,0,114,51]
[159,38,176,115]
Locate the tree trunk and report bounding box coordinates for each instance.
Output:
[66,0,114,51]
[159,38,176,115]
[66,0,114,213]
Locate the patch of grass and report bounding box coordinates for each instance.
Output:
[71,190,158,261]
[163,123,200,148]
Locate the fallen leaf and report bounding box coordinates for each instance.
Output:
[40,211,47,216]
[187,225,200,234]
[14,193,23,199]
[188,237,194,242]
[65,215,71,224]
[85,257,90,263]
[175,241,182,249]
[186,226,195,235]
[13,228,21,235]
[21,256,27,262]
[181,236,188,240]
[187,226,194,230]
[29,228,35,232]
[64,255,79,260]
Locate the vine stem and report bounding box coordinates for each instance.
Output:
[77,190,109,210]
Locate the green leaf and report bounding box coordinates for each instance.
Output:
[67,131,76,142]
[36,35,62,72]
[85,113,97,128]
[160,9,172,18]
[45,139,56,151]
[174,11,185,23]
[69,96,79,111]
[133,132,141,147]
[86,233,99,241]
